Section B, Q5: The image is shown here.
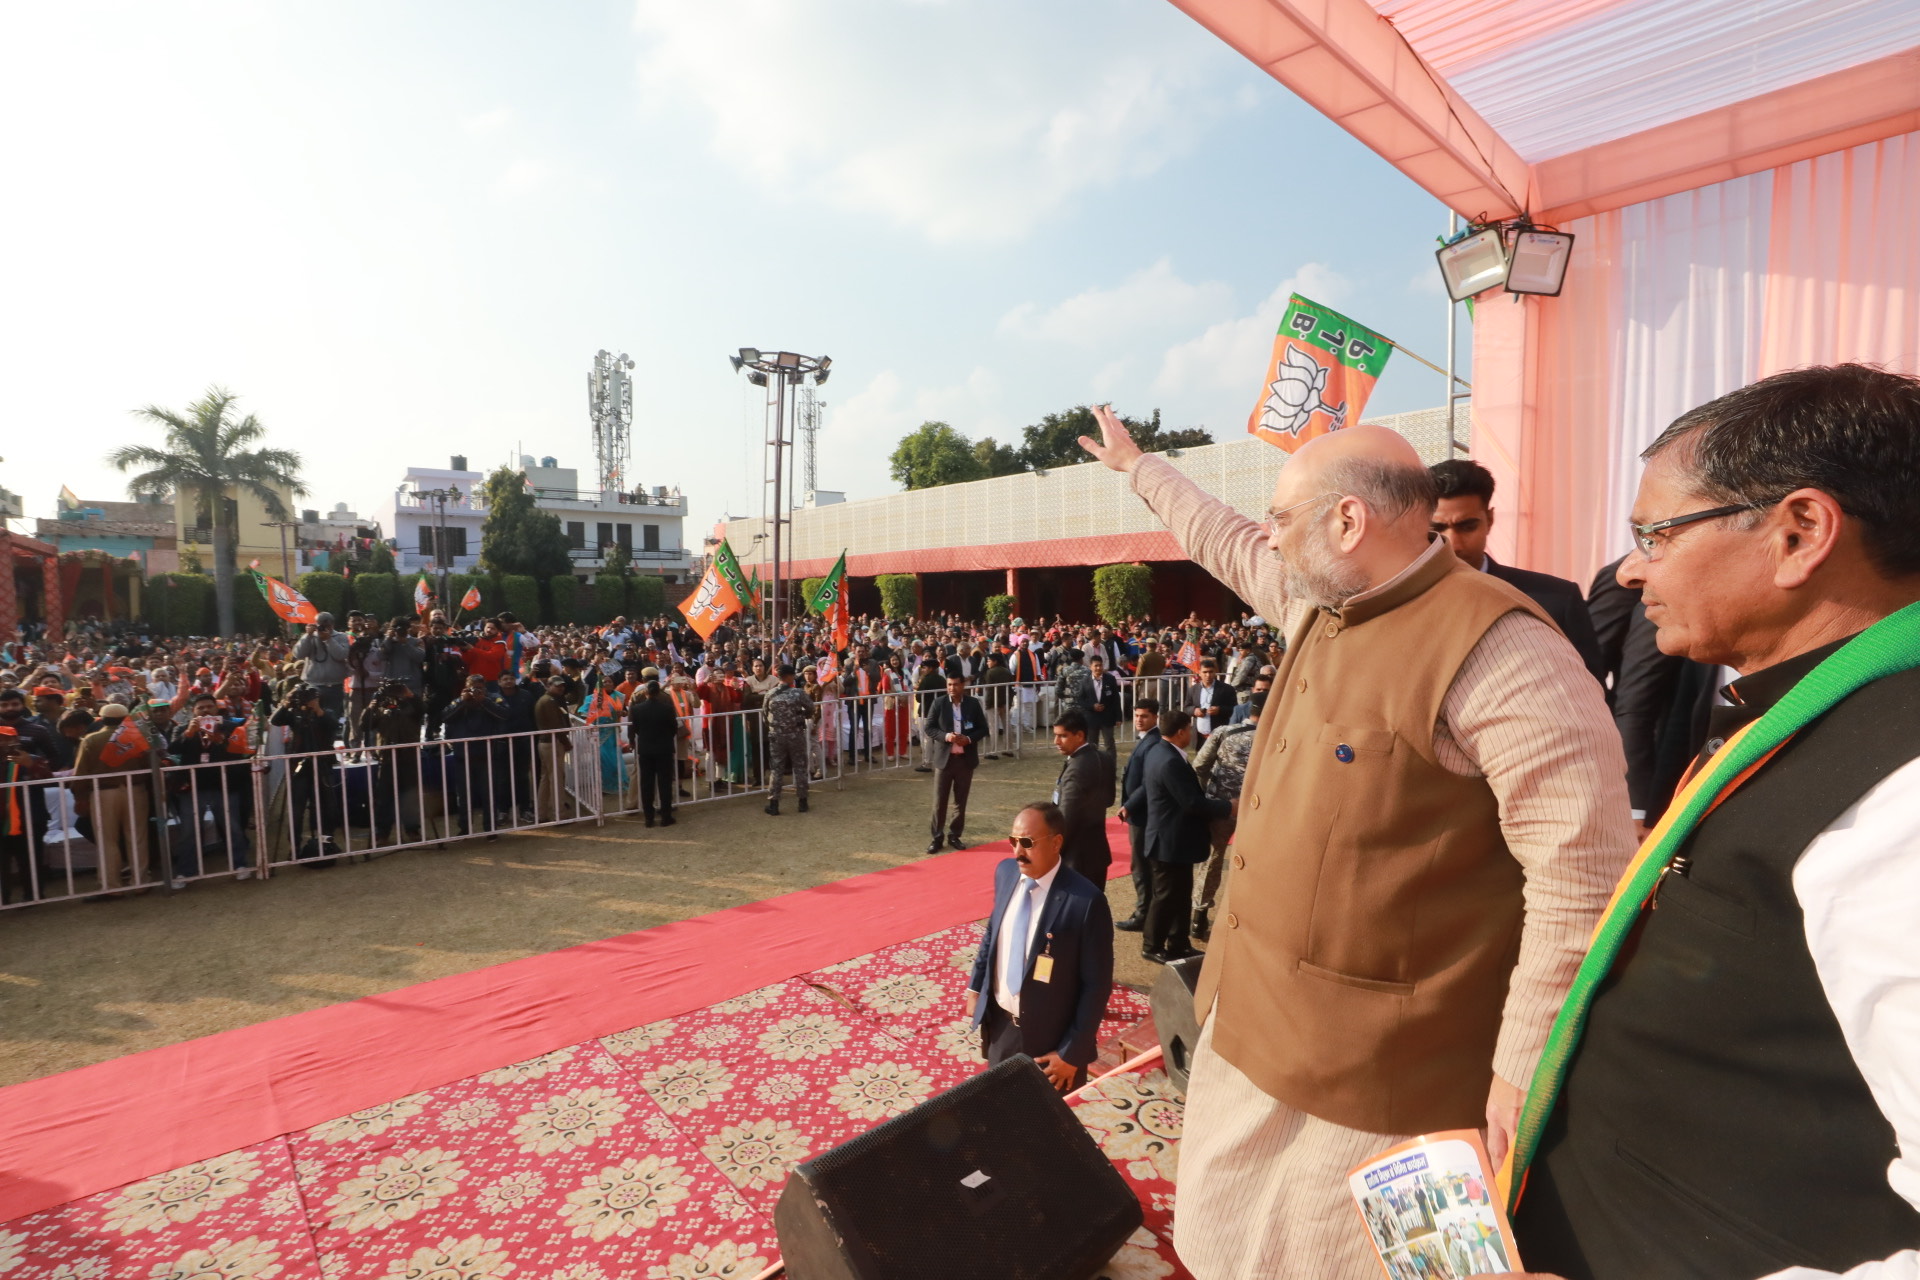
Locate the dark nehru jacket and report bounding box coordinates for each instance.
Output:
[1515,641,1920,1279]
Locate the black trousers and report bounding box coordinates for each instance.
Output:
[981,1001,1088,1089]
[930,761,974,840]
[1127,822,1150,917]
[1143,857,1194,955]
[637,752,674,820]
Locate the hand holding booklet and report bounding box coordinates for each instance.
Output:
[1348,1129,1520,1278]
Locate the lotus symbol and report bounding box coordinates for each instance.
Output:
[1260,344,1348,438]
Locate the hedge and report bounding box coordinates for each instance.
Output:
[630,574,665,619]
[1091,563,1152,625]
[590,572,626,624]
[296,571,347,622]
[501,574,542,625]
[876,574,917,620]
[144,573,215,635]
[351,572,399,624]
[983,593,1016,626]
[231,574,277,635]
[549,575,581,626]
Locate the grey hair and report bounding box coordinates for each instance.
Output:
[1319,456,1439,523]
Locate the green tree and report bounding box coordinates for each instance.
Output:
[876,574,918,620]
[549,575,582,625]
[144,573,214,635]
[109,386,305,636]
[479,467,571,578]
[1092,563,1153,625]
[889,422,988,490]
[500,573,542,624]
[297,571,347,621]
[368,540,396,574]
[603,542,632,576]
[630,575,665,619]
[1016,406,1212,471]
[972,436,1025,478]
[984,593,1016,626]
[352,571,399,623]
[592,571,627,623]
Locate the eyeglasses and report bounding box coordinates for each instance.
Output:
[1627,502,1768,559]
[1265,492,1346,532]
[1008,835,1038,849]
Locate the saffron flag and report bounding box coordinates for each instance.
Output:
[1249,293,1392,452]
[248,568,318,625]
[97,719,151,769]
[1176,641,1200,671]
[679,543,748,641]
[460,585,482,613]
[414,576,433,616]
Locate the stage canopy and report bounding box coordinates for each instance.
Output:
[1172,0,1920,581]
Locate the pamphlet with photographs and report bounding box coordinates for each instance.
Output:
[1348,1129,1519,1279]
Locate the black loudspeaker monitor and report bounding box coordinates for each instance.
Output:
[774,1056,1143,1280]
[1151,954,1203,1094]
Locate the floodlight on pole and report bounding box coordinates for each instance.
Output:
[730,349,832,648]
[1436,226,1509,302]
[1435,217,1576,302]
[1505,229,1576,296]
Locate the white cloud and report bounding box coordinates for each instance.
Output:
[999,258,1234,348]
[1154,262,1349,396]
[630,1,1249,243]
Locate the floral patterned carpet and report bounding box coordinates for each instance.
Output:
[0,922,1191,1280]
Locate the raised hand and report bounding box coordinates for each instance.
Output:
[1078,404,1145,474]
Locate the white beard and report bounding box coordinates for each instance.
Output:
[1278,523,1370,610]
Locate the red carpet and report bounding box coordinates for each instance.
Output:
[0,820,1149,1226]
[0,819,1190,1279]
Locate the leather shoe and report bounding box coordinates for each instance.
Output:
[764,800,780,816]
[913,765,932,773]
[1163,946,1203,963]
[1192,909,1212,941]
[1141,949,1168,965]
[947,836,966,851]
[925,838,944,855]
[1115,914,1145,933]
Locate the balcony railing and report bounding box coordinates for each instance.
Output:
[530,488,685,509]
[568,546,690,563]
[396,493,487,513]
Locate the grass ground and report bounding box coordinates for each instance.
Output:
[0,743,1163,1089]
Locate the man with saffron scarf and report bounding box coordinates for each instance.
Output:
[1506,366,1920,1279]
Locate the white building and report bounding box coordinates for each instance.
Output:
[521,455,692,583]
[377,458,487,575]
[375,455,693,583]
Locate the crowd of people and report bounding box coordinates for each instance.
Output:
[5,363,1915,1279]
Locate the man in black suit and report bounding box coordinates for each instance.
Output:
[1186,657,1237,745]
[965,801,1115,1090]
[1050,709,1113,886]
[1131,709,1231,964]
[1430,459,1606,681]
[1085,654,1122,760]
[1113,697,1161,933]
[923,673,985,854]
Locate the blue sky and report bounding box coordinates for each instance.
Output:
[0,0,1462,544]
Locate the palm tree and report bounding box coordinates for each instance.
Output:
[109,386,306,637]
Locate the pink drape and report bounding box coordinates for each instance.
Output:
[1474,129,1920,587]
[1760,131,1920,374]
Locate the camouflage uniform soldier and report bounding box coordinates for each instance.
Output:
[1189,691,1264,938]
[764,664,816,816]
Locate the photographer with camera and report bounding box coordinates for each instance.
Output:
[270,683,342,865]
[440,673,506,839]
[171,693,256,883]
[359,677,425,844]
[291,614,350,720]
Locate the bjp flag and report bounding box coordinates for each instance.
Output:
[1175,640,1201,671]
[1248,294,1393,452]
[680,562,743,640]
[460,585,483,613]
